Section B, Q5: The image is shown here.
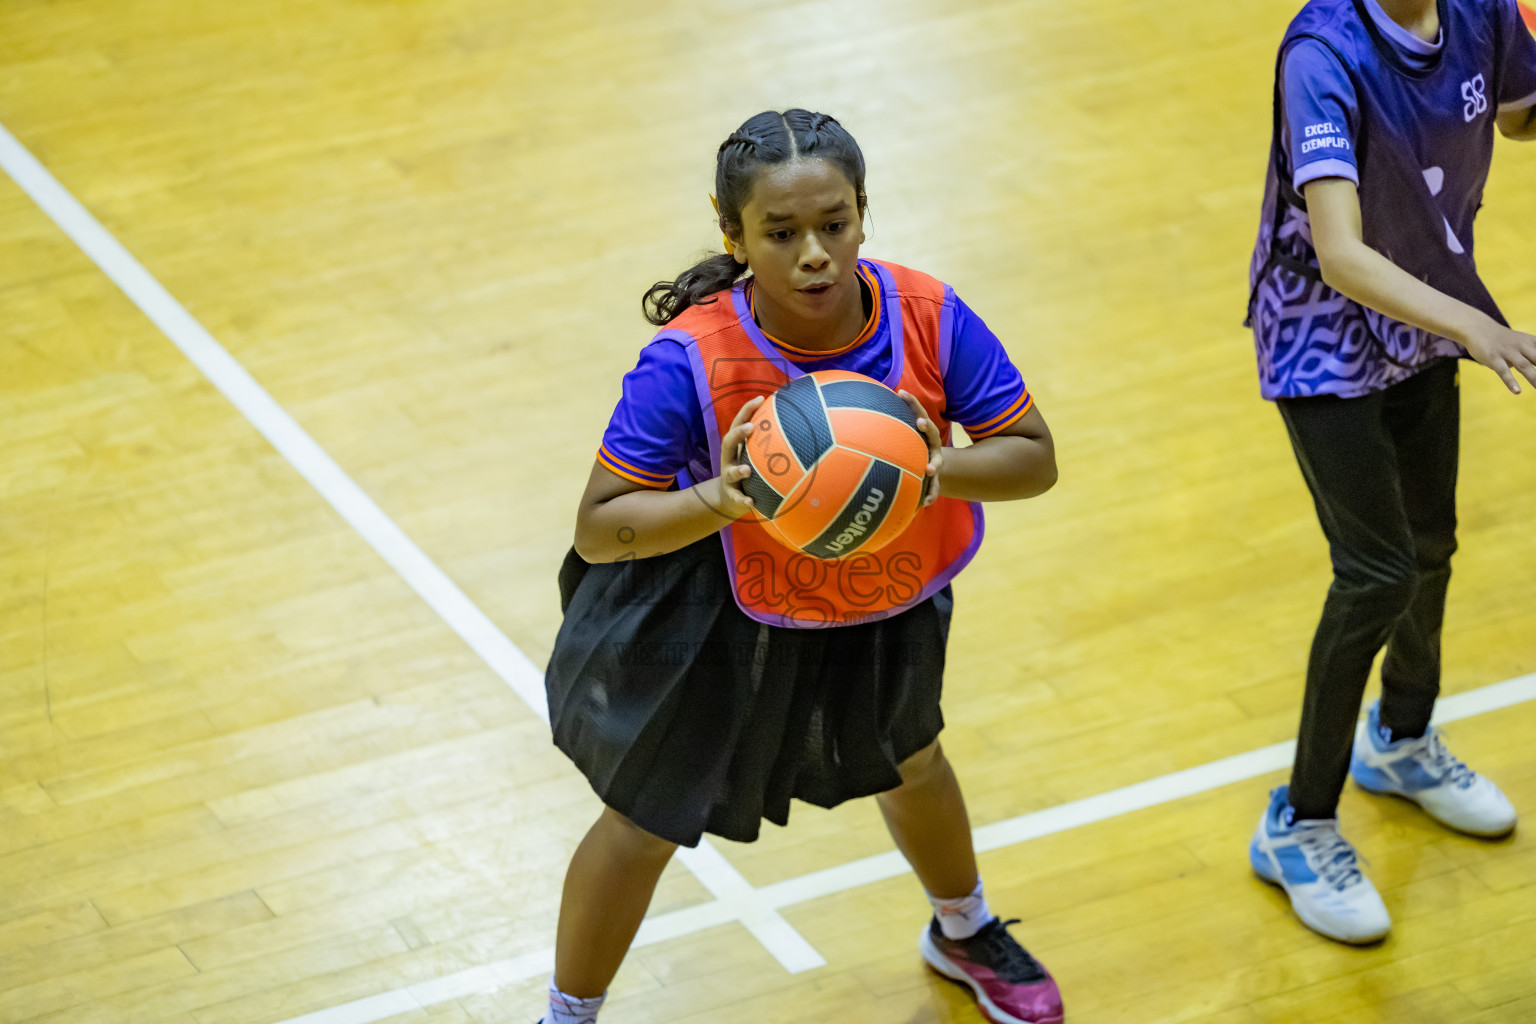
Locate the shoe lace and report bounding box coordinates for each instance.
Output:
[1295,825,1365,892]
[1414,730,1476,788]
[973,918,1048,984]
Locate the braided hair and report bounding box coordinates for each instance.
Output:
[642,109,868,326]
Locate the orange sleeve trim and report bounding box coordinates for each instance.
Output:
[600,445,674,481]
[598,446,675,488]
[966,391,1034,439]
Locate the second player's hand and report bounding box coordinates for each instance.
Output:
[899,389,943,507]
[706,395,765,520]
[1462,319,1536,395]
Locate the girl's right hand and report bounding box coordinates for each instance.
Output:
[1463,319,1536,395]
[707,395,765,521]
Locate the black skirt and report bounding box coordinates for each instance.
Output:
[545,536,951,847]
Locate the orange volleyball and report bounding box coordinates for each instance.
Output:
[739,370,929,560]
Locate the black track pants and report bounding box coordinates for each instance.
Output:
[1276,359,1460,820]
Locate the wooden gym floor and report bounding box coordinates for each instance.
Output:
[3,1,1536,1022]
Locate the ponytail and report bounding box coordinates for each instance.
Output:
[642,252,748,326]
[639,109,867,327]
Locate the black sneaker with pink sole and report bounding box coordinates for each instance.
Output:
[920,916,1064,1024]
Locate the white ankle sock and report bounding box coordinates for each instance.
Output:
[928,879,991,940]
[547,977,605,1024]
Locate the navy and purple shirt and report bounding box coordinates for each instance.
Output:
[598,261,1033,489]
[1248,0,1536,400]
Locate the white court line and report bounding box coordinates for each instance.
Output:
[0,121,822,974]
[270,670,1536,1024]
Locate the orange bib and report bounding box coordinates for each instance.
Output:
[662,259,983,628]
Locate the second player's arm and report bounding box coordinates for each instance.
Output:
[1496,104,1536,140]
[1303,176,1536,393]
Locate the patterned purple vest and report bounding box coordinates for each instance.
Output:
[1247,0,1511,399]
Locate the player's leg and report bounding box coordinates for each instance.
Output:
[546,806,678,1022]
[1279,386,1422,821]
[1378,359,1459,737]
[878,740,1063,1024]
[1350,360,1516,836]
[876,739,978,898]
[1251,387,1413,943]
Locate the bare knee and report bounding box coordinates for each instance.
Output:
[892,739,946,790]
[593,806,678,864]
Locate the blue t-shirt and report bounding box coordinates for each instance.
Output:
[597,261,1032,489]
[1249,0,1536,400]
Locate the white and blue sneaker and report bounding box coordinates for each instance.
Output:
[1250,785,1391,944]
[1351,701,1516,837]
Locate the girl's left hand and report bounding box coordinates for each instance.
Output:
[898,389,943,507]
